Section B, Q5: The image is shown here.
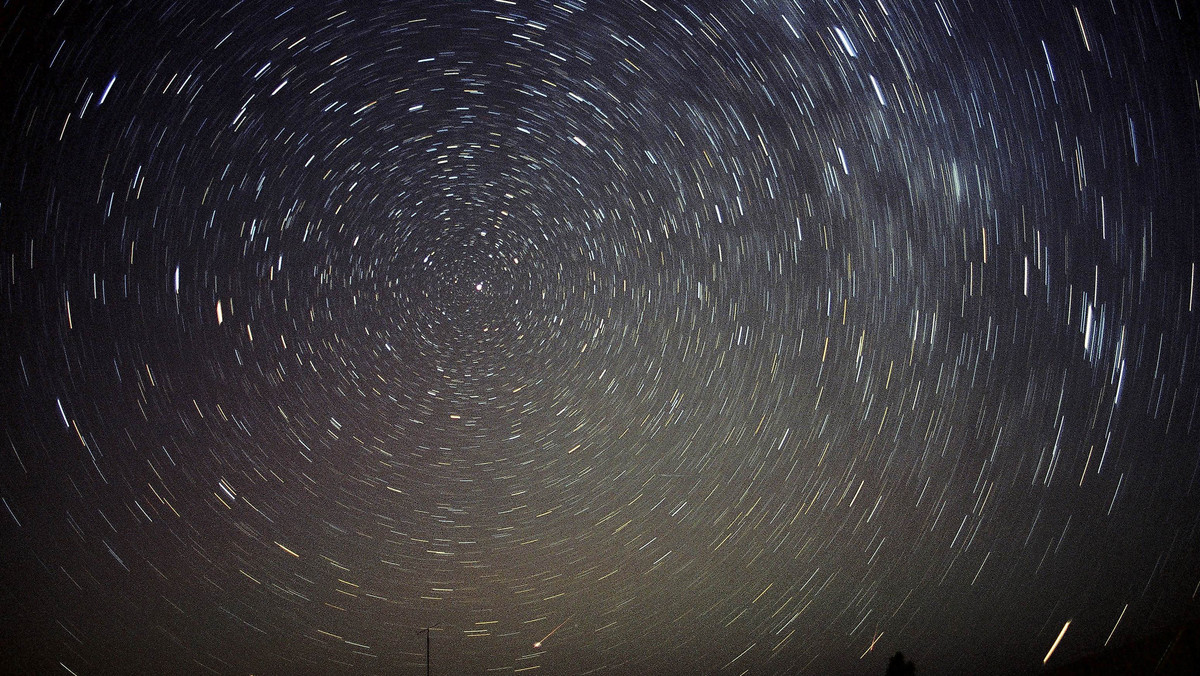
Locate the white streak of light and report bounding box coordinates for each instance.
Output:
[98,74,117,105]
[1105,604,1127,646]
[1044,620,1071,663]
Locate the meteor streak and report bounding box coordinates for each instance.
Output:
[1043,620,1071,664]
[533,618,570,648]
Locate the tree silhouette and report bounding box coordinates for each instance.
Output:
[885,651,916,676]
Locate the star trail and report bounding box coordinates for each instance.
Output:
[2,1,1199,674]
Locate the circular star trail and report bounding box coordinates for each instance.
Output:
[2,1,1199,674]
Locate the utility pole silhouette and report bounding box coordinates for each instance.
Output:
[417,624,441,676]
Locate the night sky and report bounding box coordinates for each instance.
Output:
[2,1,1199,674]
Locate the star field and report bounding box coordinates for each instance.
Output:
[2,1,1199,674]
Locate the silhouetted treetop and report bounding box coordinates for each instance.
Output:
[885,651,916,676]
